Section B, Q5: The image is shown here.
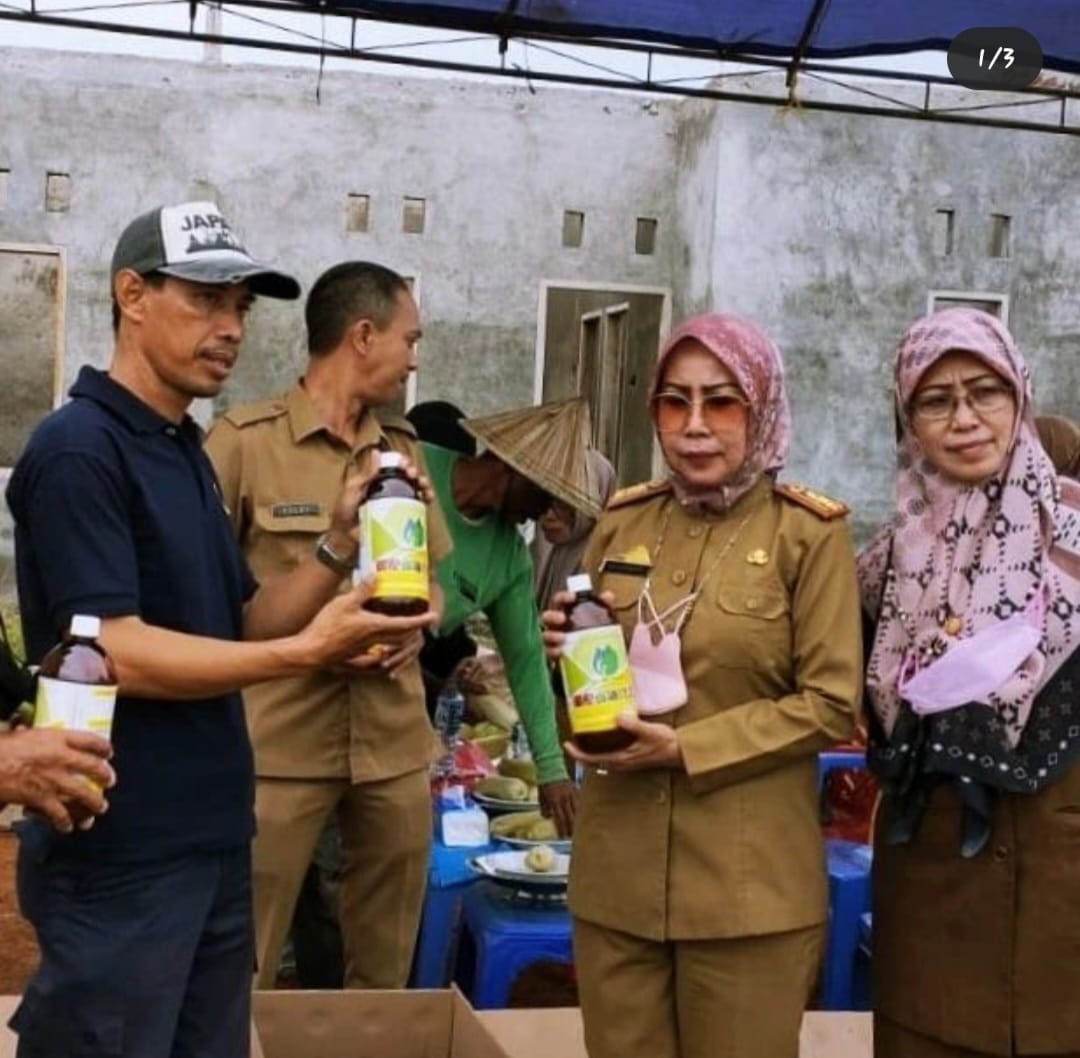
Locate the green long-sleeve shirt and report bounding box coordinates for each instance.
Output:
[423,443,568,785]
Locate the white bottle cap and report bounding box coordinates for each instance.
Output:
[379,451,405,469]
[567,574,593,594]
[70,614,101,639]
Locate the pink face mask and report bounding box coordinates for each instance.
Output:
[898,591,1045,716]
[628,588,692,716]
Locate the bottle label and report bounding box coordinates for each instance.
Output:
[559,625,637,734]
[359,497,429,601]
[35,676,117,736]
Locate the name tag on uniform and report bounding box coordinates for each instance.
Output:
[272,502,322,518]
[600,544,652,578]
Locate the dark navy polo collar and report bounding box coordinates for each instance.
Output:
[69,366,200,440]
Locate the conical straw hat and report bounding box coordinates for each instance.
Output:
[460,398,601,518]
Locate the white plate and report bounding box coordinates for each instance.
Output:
[468,849,571,889]
[472,791,541,813]
[495,834,572,854]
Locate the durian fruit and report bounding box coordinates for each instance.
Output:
[475,776,531,802]
[524,844,557,873]
[490,811,541,838]
[498,757,538,784]
[524,818,559,842]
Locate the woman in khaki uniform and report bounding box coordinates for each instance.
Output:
[543,314,863,1058]
[859,308,1080,1057]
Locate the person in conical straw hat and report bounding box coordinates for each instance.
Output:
[460,397,602,520]
[407,397,604,837]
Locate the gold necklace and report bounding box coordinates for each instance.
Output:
[649,500,756,598]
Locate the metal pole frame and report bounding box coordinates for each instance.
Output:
[2,2,1078,136]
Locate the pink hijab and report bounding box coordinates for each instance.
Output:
[859,307,1080,746]
[651,313,792,513]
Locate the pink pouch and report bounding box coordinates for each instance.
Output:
[627,588,692,716]
[899,591,1045,716]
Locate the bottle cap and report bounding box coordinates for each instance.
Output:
[567,573,592,594]
[379,451,405,469]
[70,614,101,639]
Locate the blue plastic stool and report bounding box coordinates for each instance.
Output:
[455,881,574,1009]
[410,834,495,989]
[852,911,873,1009]
[817,749,867,791]
[820,838,873,1011]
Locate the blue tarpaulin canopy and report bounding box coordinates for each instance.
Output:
[308,1,1080,72]
[4,0,1079,132]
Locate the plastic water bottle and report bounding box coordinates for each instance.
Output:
[432,677,465,780]
[510,720,532,761]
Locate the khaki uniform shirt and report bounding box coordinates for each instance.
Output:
[205,381,452,782]
[567,477,863,940]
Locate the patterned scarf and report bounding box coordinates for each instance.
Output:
[860,308,1080,752]
[650,313,791,514]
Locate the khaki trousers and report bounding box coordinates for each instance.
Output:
[252,769,431,989]
[573,918,824,1058]
[875,1015,1080,1058]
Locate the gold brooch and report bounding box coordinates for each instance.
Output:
[746,548,769,566]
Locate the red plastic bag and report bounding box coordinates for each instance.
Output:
[822,767,880,843]
[430,739,496,798]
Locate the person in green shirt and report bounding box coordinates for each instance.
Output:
[407,399,601,837]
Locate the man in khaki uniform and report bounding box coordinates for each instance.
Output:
[206,261,451,989]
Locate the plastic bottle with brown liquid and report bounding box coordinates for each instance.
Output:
[34,615,118,805]
[358,451,430,616]
[559,574,637,753]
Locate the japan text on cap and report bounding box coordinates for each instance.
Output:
[110,200,300,300]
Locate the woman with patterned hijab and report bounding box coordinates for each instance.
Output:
[542,313,862,1058]
[860,307,1080,1058]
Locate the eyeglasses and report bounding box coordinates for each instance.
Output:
[908,380,1014,424]
[650,390,749,433]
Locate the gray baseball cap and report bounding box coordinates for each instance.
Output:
[110,200,300,300]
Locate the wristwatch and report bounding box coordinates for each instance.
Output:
[314,532,355,578]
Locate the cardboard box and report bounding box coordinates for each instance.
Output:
[0,992,871,1057]
[478,1008,872,1058]
[0,990,510,1058]
[252,988,511,1058]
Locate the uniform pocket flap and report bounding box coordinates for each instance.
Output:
[715,584,789,619]
[596,571,644,612]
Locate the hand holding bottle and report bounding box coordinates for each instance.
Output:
[293,576,437,668]
[0,726,115,834]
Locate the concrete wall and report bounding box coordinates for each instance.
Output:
[0,47,680,571]
[1,46,1078,572]
[692,87,1080,538]
[0,47,679,415]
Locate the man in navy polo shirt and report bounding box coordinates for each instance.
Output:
[4,200,438,1058]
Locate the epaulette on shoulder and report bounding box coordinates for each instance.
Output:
[222,398,287,429]
[374,409,418,438]
[607,478,672,511]
[775,481,850,521]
